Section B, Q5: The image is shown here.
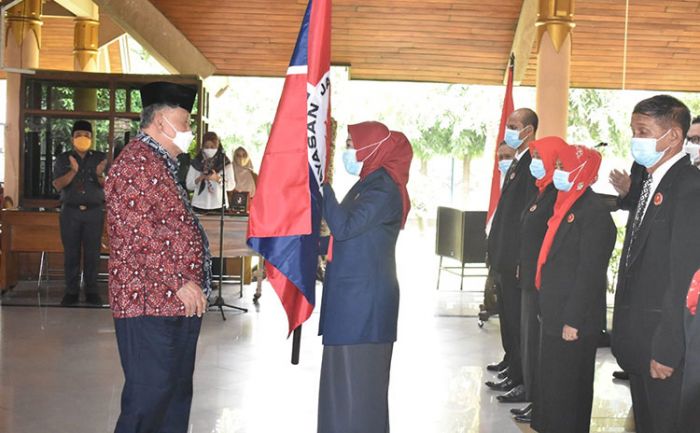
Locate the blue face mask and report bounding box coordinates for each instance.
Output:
[631,130,670,168]
[529,158,546,180]
[553,169,573,192]
[504,129,523,149]
[498,159,513,175]
[342,149,363,176]
[504,127,530,150]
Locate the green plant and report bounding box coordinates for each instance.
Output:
[412,114,486,191]
[607,223,627,293]
[568,88,630,157]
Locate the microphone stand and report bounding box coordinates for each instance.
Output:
[208,151,247,320]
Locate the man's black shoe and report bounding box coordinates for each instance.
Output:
[497,368,509,380]
[486,360,508,372]
[497,385,526,403]
[510,403,532,416]
[60,294,79,306]
[484,378,501,388]
[85,293,104,306]
[514,413,532,423]
[612,370,629,381]
[485,377,516,392]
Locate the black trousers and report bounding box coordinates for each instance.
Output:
[59,206,104,295]
[520,287,540,401]
[532,332,597,433]
[629,367,683,433]
[493,270,509,368]
[114,316,202,433]
[495,270,523,384]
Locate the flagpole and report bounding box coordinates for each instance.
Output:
[291,325,302,364]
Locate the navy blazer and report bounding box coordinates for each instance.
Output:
[319,168,403,346]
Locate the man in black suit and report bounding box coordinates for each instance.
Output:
[684,115,700,166]
[485,108,539,403]
[612,95,700,433]
[608,161,647,382]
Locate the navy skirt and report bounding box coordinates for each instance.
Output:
[318,343,394,433]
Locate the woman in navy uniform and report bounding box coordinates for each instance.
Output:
[317,121,412,433]
[533,145,616,433]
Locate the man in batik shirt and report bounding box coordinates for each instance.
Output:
[105,81,211,433]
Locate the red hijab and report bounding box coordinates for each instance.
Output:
[347,121,413,228]
[535,145,602,289]
[529,136,569,194]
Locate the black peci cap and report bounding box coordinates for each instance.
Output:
[140,81,197,113]
[72,120,92,134]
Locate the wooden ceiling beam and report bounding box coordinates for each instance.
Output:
[93,0,216,77]
[505,0,538,85]
[97,13,124,47]
[53,0,98,19]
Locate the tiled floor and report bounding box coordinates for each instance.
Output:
[0,229,634,432]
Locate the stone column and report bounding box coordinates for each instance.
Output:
[4,0,42,205]
[535,0,574,139]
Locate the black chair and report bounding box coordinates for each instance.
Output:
[435,207,487,291]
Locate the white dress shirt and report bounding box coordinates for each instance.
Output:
[640,151,686,221]
[515,147,529,162]
[186,163,235,210]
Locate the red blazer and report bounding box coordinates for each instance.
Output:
[105,137,205,318]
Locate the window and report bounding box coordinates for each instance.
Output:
[19,71,206,206]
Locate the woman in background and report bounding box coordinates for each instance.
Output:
[317,121,412,433]
[186,131,235,212]
[232,146,257,198]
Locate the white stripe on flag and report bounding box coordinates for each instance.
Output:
[287,65,308,75]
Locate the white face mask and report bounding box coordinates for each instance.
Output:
[202,148,217,159]
[162,115,194,153]
[684,140,700,162]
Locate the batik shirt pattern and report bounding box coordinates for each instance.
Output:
[105,134,212,318]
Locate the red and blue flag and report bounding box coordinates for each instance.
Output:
[487,57,515,230]
[247,0,331,335]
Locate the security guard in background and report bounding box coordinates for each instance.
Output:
[53,120,107,306]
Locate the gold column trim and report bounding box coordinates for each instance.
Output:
[74,18,99,71]
[535,0,575,53]
[5,0,43,50]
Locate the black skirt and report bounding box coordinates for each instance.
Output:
[532,332,597,433]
